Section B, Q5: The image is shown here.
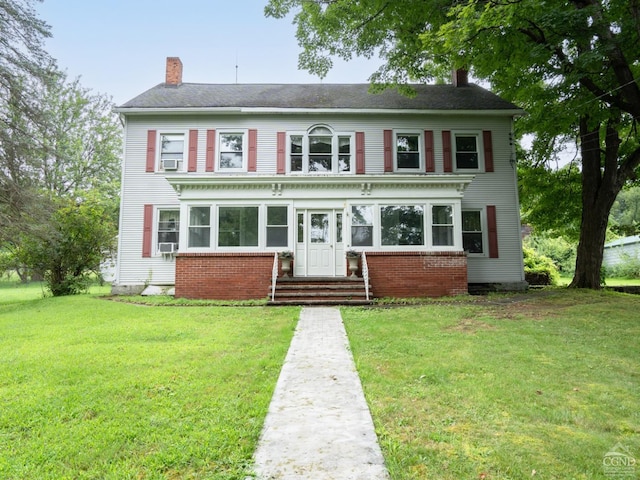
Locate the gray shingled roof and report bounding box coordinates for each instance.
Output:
[118,83,521,112]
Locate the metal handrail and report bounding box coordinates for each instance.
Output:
[361,251,370,301]
[271,252,278,302]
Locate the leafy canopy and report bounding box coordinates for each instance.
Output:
[266,0,639,164]
[266,0,640,289]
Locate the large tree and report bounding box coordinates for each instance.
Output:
[0,73,122,292]
[0,0,121,293]
[266,0,640,289]
[0,0,57,242]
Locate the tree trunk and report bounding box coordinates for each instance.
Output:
[569,116,623,289]
[571,204,611,288]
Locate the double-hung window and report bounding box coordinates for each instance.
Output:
[266,206,288,247]
[351,205,374,247]
[157,209,179,253]
[289,126,354,174]
[454,133,481,170]
[159,133,184,171]
[218,131,247,172]
[462,210,484,254]
[395,133,422,171]
[432,205,454,246]
[188,206,211,248]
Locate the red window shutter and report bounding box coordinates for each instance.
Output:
[248,129,258,172]
[487,205,499,258]
[424,130,434,172]
[205,129,215,172]
[383,129,393,172]
[442,130,452,173]
[146,130,157,172]
[142,204,153,258]
[276,132,286,174]
[483,130,494,172]
[188,129,198,172]
[355,132,365,174]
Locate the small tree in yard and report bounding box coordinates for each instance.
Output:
[17,196,117,296]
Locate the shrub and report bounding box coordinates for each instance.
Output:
[523,246,560,285]
[524,234,576,275]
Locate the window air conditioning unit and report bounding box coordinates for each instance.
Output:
[158,242,177,254]
[162,158,178,170]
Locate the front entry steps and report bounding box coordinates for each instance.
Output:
[269,277,373,306]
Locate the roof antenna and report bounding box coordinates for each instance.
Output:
[235,52,239,84]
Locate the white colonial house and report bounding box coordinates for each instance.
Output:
[112,57,526,301]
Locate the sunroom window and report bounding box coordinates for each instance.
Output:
[432,205,454,246]
[351,205,373,247]
[266,206,288,247]
[218,206,258,247]
[188,206,211,248]
[381,206,424,245]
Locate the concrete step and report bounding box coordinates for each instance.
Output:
[269,277,372,306]
[269,299,373,306]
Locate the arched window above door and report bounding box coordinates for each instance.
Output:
[288,125,354,174]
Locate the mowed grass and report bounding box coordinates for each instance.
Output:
[0,292,299,479]
[342,290,640,479]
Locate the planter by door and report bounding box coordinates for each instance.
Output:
[347,256,359,278]
[280,256,292,277]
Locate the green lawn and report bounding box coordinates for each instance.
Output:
[2,284,638,479]
[558,275,640,286]
[0,292,299,479]
[342,290,640,479]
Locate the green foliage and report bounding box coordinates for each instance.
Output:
[0,250,12,279]
[523,245,560,285]
[1,69,121,294]
[605,252,640,279]
[609,186,640,237]
[524,233,576,275]
[0,0,55,122]
[519,164,582,242]
[16,196,117,296]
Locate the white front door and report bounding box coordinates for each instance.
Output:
[307,211,334,276]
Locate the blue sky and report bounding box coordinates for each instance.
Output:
[36,0,380,105]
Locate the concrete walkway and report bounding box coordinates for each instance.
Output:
[252,307,390,480]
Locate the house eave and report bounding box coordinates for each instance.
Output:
[114,106,525,117]
[165,174,475,197]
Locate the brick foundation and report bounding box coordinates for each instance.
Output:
[175,251,467,300]
[175,253,274,300]
[364,251,468,298]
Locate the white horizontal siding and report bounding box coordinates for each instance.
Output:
[116,113,524,287]
[603,242,640,268]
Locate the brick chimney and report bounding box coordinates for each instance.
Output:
[453,68,469,87]
[165,57,183,85]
